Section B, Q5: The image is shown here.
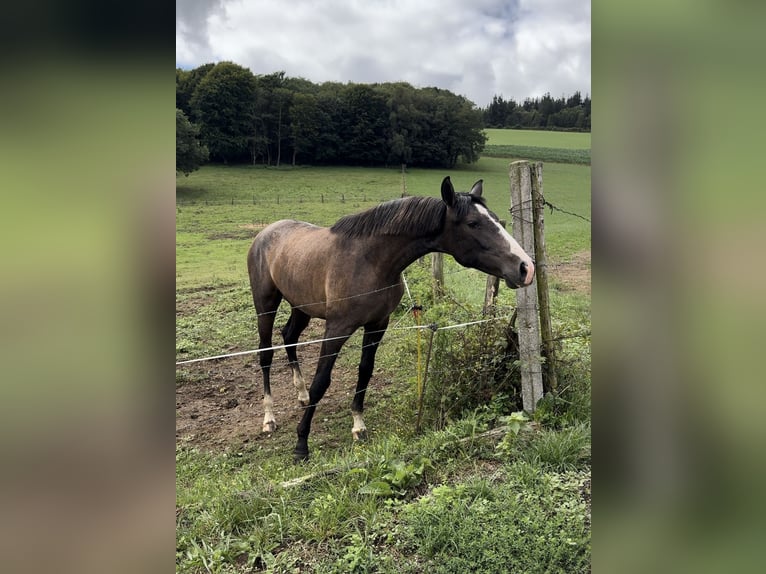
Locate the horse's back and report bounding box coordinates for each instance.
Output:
[248,220,335,315]
[248,219,405,323]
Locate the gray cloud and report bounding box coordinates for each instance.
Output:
[176,0,590,107]
[175,0,225,65]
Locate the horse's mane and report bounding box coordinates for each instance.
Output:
[330,193,485,239]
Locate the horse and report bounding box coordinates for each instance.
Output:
[247,176,535,461]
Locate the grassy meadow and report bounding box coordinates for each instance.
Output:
[176,129,591,572]
[176,158,590,296]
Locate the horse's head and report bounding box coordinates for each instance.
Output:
[440,176,535,289]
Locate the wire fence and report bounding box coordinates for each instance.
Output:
[175,304,590,418]
[175,194,591,405]
[177,193,389,208]
[177,195,591,224]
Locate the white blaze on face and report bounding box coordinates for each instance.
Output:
[475,204,535,285]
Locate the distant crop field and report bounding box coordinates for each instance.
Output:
[483,129,591,165]
[484,128,591,149]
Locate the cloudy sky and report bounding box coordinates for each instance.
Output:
[176,0,590,108]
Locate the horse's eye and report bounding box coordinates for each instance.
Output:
[467,220,480,229]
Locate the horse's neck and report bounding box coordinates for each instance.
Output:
[363,233,439,278]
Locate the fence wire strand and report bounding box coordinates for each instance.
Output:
[177,193,590,368]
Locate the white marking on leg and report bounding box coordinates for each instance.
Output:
[292,365,309,406]
[262,394,277,433]
[351,411,367,441]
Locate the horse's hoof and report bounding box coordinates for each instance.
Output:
[297,393,310,407]
[262,421,277,433]
[352,429,368,442]
[293,449,309,463]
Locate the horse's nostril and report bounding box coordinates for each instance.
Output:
[520,261,528,277]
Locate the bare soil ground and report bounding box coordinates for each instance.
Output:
[551,250,591,295]
[176,251,590,453]
[176,320,393,453]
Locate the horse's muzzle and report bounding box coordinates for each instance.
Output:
[521,260,535,285]
[505,260,535,289]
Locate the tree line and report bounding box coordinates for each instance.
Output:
[176,62,487,173]
[483,92,591,131]
[176,61,590,175]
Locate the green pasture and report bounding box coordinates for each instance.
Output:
[176,131,591,573]
[176,157,590,296]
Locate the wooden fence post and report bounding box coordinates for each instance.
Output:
[510,161,543,413]
[483,274,500,315]
[431,253,444,299]
[530,163,558,393]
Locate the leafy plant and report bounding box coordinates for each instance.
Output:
[359,455,432,497]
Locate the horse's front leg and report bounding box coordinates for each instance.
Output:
[294,330,351,462]
[351,322,388,441]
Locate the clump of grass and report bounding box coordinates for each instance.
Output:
[394,470,590,573]
[498,422,591,472]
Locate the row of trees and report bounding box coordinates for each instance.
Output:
[483,92,591,131]
[176,109,209,176]
[176,62,487,171]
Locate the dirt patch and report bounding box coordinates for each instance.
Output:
[550,250,591,295]
[176,320,384,453]
[177,250,591,453]
[176,295,214,317]
[205,224,266,242]
[177,283,237,295]
[206,230,258,241]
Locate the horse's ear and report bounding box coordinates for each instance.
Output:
[441,176,456,207]
[469,179,483,197]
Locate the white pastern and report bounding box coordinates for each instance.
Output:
[292,367,310,406]
[351,411,367,440]
[262,394,277,433]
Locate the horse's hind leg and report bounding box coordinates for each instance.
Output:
[351,320,388,441]
[255,291,282,433]
[281,308,311,406]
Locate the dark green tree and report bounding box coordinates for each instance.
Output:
[176,108,208,175]
[176,63,215,121]
[312,83,345,164]
[190,61,257,163]
[289,92,320,165]
[179,63,496,166]
[482,91,590,131]
[340,84,389,165]
[384,82,420,165]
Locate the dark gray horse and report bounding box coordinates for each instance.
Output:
[247,176,535,461]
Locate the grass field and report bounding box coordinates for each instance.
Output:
[176,130,591,572]
[176,158,590,294]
